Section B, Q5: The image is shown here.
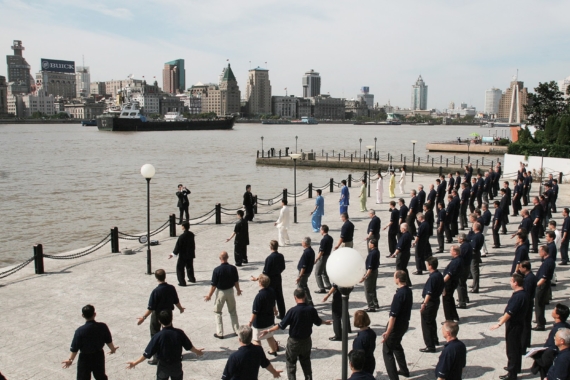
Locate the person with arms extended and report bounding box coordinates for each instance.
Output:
[314,225,333,294]
[310,189,324,232]
[275,199,291,247]
[435,321,466,380]
[168,221,196,286]
[176,184,190,224]
[226,210,249,266]
[61,305,118,379]
[248,274,279,356]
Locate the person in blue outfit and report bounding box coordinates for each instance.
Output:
[435,321,466,380]
[310,189,325,232]
[339,180,350,215]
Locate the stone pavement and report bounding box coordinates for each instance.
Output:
[0,173,568,379]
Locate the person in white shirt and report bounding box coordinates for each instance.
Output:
[399,166,406,195]
[376,171,384,204]
[274,199,291,246]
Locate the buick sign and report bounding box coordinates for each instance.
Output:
[40,58,76,73]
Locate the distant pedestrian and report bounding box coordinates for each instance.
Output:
[442,246,462,322]
[61,305,118,379]
[435,321,466,379]
[419,256,444,353]
[398,166,406,194]
[334,212,354,249]
[314,225,333,293]
[275,199,291,247]
[127,310,204,379]
[492,201,503,248]
[359,179,367,212]
[176,184,190,224]
[384,201,400,255]
[259,288,332,380]
[248,274,279,356]
[340,180,350,214]
[168,221,196,286]
[226,210,249,266]
[243,184,256,221]
[389,223,412,287]
[360,239,380,312]
[252,240,286,319]
[412,213,430,275]
[222,325,282,379]
[310,189,324,232]
[389,170,396,198]
[376,171,384,204]
[296,237,316,305]
[352,310,377,375]
[137,269,186,365]
[204,251,242,339]
[347,349,375,380]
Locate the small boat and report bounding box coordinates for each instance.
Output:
[81,119,97,126]
[290,116,318,125]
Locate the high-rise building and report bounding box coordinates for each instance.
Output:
[90,82,106,96]
[245,67,271,115]
[6,40,33,94]
[498,77,528,124]
[484,87,502,115]
[35,58,77,99]
[0,76,7,115]
[163,59,185,94]
[192,64,241,116]
[302,70,321,98]
[75,66,90,98]
[356,87,374,109]
[558,76,570,98]
[411,75,428,110]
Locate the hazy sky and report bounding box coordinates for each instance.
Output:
[2,0,569,110]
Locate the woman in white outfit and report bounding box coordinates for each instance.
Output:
[398,166,406,194]
[376,171,383,204]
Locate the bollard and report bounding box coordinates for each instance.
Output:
[279,149,281,158]
[348,174,352,187]
[400,154,403,162]
[439,166,443,176]
[333,150,335,156]
[404,157,406,166]
[364,171,367,185]
[253,195,258,214]
[330,178,334,193]
[322,149,324,156]
[286,147,289,156]
[482,157,485,166]
[476,159,479,169]
[283,189,287,203]
[34,244,44,275]
[338,153,341,162]
[461,159,463,168]
[491,160,494,168]
[432,158,434,167]
[440,155,442,164]
[262,150,264,158]
[169,214,177,237]
[215,204,221,225]
[308,183,313,198]
[326,153,328,162]
[418,157,421,166]
[351,154,353,163]
[344,150,346,157]
[454,156,456,164]
[267,149,270,158]
[446,158,448,167]
[111,226,119,253]
[559,172,563,183]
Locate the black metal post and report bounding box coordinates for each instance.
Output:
[330,178,334,193]
[34,244,44,275]
[439,166,443,176]
[253,195,258,214]
[283,189,288,203]
[326,153,328,162]
[412,142,416,182]
[368,148,372,197]
[293,158,298,223]
[295,136,298,153]
[339,287,354,380]
[308,183,313,199]
[146,178,151,275]
[350,154,353,163]
[169,215,176,237]
[359,139,362,162]
[257,150,259,158]
[111,227,119,253]
[348,174,352,187]
[215,204,221,225]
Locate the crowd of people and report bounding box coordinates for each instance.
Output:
[59,165,570,380]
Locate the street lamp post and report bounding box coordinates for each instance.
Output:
[467,140,471,163]
[366,145,374,197]
[291,153,301,223]
[295,135,298,153]
[326,247,365,380]
[374,137,377,159]
[539,148,547,194]
[411,140,417,182]
[261,136,264,153]
[359,138,362,162]
[141,164,156,275]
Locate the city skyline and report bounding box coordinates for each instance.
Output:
[1,0,569,110]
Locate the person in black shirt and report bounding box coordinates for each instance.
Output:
[248,274,279,355]
[127,310,204,378]
[545,230,558,261]
[490,274,528,380]
[475,173,484,209]
[492,201,503,248]
[560,208,570,265]
[436,202,447,253]
[222,325,282,379]
[62,305,118,379]
[447,173,455,195]
[243,184,256,221]
[512,209,533,239]
[384,201,400,256]
[534,245,556,331]
[360,239,380,312]
[443,245,462,322]
[426,184,437,207]
[335,213,355,249]
[456,234,473,309]
[435,321,466,380]
[522,171,531,206]
[519,261,537,353]
[397,198,408,240]
[444,195,455,243]
[347,349,376,380]
[406,190,419,236]
[420,256,444,353]
[511,233,529,275]
[389,223,413,286]
[226,210,249,266]
[204,251,242,339]
[365,209,381,251]
[481,203,492,256]
[417,184,426,210]
[436,175,447,206]
[314,225,333,293]
[546,328,570,380]
[454,171,462,192]
[176,184,190,224]
[551,178,559,214]
[531,197,544,253]
[500,186,511,234]
[169,222,196,286]
[260,288,332,380]
[296,237,316,305]
[138,269,185,365]
[459,182,469,230]
[512,179,522,216]
[352,310,377,375]
[467,222,484,293]
[382,270,413,379]
[323,284,344,341]
[412,213,430,274]
[469,177,478,213]
[253,240,286,319]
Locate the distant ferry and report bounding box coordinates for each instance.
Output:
[81,119,97,126]
[261,119,292,125]
[97,102,234,132]
[290,116,318,125]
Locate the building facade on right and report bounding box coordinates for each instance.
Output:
[484,87,503,115]
[302,70,321,98]
[497,77,528,123]
[411,75,428,110]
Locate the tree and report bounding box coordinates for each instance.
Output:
[556,115,570,145]
[517,126,533,143]
[544,116,559,143]
[524,81,567,130]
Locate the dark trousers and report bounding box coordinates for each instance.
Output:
[178,205,189,223]
[314,255,331,291]
[406,214,417,236]
[157,361,183,380]
[245,206,254,221]
[451,218,459,237]
[476,194,483,209]
[457,265,470,305]
[506,322,524,379]
[470,252,481,292]
[396,252,411,287]
[443,283,459,321]
[501,208,509,234]
[535,283,550,328]
[492,224,501,247]
[414,245,427,272]
[364,270,379,308]
[176,256,194,285]
[298,274,312,304]
[382,322,409,380]
[560,239,569,263]
[512,199,521,215]
[150,310,161,337]
[332,307,351,338]
[460,204,468,229]
[270,276,286,319]
[469,198,476,213]
[551,196,557,213]
[436,228,445,252]
[444,224,452,243]
[522,303,533,353]
[286,336,313,380]
[421,300,440,349]
[77,350,107,380]
[531,348,556,379]
[234,244,247,265]
[531,225,540,252]
[388,232,398,254]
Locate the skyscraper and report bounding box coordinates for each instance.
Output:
[246,67,271,115]
[302,70,321,98]
[75,66,90,98]
[411,75,428,110]
[484,87,502,115]
[0,76,7,115]
[6,40,32,94]
[498,76,528,124]
[356,86,374,108]
[162,59,185,94]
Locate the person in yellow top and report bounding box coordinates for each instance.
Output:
[360,179,367,212]
[389,170,396,198]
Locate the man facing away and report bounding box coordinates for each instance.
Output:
[204,251,242,339]
[275,199,291,247]
[435,321,467,380]
[252,240,286,320]
[176,184,190,224]
[314,225,333,294]
[389,223,413,287]
[61,305,118,380]
[296,237,316,305]
[442,245,462,322]
[384,201,400,256]
[334,212,354,249]
[420,256,444,353]
[169,221,196,286]
[127,310,204,380]
[365,209,381,252]
[226,210,249,266]
[310,189,324,232]
[243,184,256,221]
[360,238,380,312]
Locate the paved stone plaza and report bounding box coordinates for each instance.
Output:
[0,173,568,379]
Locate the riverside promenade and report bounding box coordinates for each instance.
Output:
[0,173,568,379]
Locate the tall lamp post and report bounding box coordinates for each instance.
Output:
[295,135,298,153]
[374,137,377,159]
[261,136,264,153]
[326,248,365,380]
[539,148,547,194]
[467,140,471,163]
[141,164,156,275]
[359,138,362,162]
[291,153,301,223]
[366,145,374,197]
[411,140,417,182]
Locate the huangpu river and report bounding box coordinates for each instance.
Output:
[0,123,503,266]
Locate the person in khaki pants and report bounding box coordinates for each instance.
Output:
[204,251,242,339]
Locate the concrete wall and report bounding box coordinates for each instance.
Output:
[502,153,570,183]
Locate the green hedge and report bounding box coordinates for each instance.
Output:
[508,143,570,158]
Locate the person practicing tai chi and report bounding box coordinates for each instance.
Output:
[275,199,291,246]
